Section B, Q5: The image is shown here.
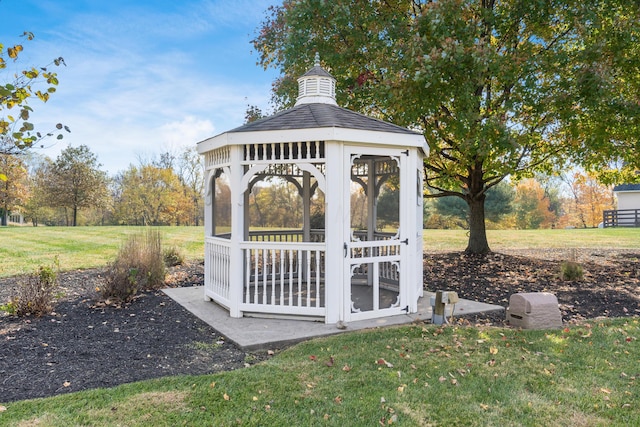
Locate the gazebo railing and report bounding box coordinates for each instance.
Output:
[204,237,232,308]
[205,229,399,317]
[241,241,325,316]
[205,231,326,317]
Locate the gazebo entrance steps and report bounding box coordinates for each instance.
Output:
[163,286,504,351]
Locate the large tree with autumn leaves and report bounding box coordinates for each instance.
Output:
[253,0,639,253]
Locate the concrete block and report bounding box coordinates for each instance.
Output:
[506,292,562,329]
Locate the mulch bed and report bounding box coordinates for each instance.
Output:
[1,250,639,403]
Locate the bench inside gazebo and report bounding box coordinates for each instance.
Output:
[197,54,427,325]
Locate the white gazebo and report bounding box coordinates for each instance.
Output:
[197,55,427,324]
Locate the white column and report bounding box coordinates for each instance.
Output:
[324,141,343,324]
[228,146,244,318]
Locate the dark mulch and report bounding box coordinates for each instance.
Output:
[1,250,639,403]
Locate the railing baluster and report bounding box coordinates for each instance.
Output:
[271,249,276,305]
[279,249,285,305]
[288,250,294,306]
[306,250,311,307]
[315,250,320,308]
[297,250,302,307]
[262,249,268,304]
[244,249,250,303]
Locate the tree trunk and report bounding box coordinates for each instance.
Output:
[465,194,491,254]
[73,206,78,226]
[466,195,490,253]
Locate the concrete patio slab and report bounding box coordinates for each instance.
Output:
[163,286,504,351]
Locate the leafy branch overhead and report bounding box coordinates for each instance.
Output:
[0,31,69,155]
[253,0,640,253]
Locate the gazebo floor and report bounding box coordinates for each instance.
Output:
[164,287,505,351]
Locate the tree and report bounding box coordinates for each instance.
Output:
[45,145,109,226]
[1,31,69,174]
[253,0,640,253]
[0,153,28,225]
[175,147,204,226]
[562,171,614,228]
[431,180,514,227]
[513,179,557,229]
[113,164,190,226]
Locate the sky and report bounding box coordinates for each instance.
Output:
[1,0,280,175]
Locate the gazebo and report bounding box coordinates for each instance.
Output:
[197,55,427,324]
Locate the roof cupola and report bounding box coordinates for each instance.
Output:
[295,52,337,106]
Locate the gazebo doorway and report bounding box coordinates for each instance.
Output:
[345,147,408,322]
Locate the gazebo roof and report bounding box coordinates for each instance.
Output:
[228,102,420,135]
[197,56,427,154]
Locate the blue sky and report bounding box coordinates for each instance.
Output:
[1,0,279,174]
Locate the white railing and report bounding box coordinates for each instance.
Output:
[241,241,325,316]
[248,229,325,243]
[204,237,232,307]
[349,239,401,286]
[205,232,326,317]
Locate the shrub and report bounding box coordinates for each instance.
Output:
[10,260,60,317]
[102,230,167,302]
[560,261,584,281]
[163,246,185,267]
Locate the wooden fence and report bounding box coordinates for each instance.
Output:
[603,209,640,227]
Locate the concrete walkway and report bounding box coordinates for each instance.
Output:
[163,286,504,351]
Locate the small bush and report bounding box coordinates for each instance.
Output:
[11,260,60,317]
[560,261,584,281]
[102,230,167,302]
[163,246,185,267]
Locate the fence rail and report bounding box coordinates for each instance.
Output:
[603,209,640,228]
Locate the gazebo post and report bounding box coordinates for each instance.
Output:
[228,145,245,318]
[324,141,343,324]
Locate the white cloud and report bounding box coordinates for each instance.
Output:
[3,0,279,175]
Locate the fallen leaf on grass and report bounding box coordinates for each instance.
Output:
[377,358,393,368]
[223,393,230,401]
[0,406,6,412]
[480,404,489,410]
[489,347,498,355]
[342,364,351,372]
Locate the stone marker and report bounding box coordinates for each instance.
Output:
[506,292,562,329]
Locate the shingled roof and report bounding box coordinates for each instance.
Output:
[227,102,420,135]
[613,184,640,192]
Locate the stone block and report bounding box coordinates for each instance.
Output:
[506,292,562,329]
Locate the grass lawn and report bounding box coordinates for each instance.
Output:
[0,226,204,277]
[1,318,638,426]
[1,226,639,424]
[1,226,639,277]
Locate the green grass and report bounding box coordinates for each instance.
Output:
[423,228,640,251]
[1,318,638,426]
[0,226,204,277]
[1,226,639,277]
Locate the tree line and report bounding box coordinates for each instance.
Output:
[0,145,204,227]
[426,173,614,230]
